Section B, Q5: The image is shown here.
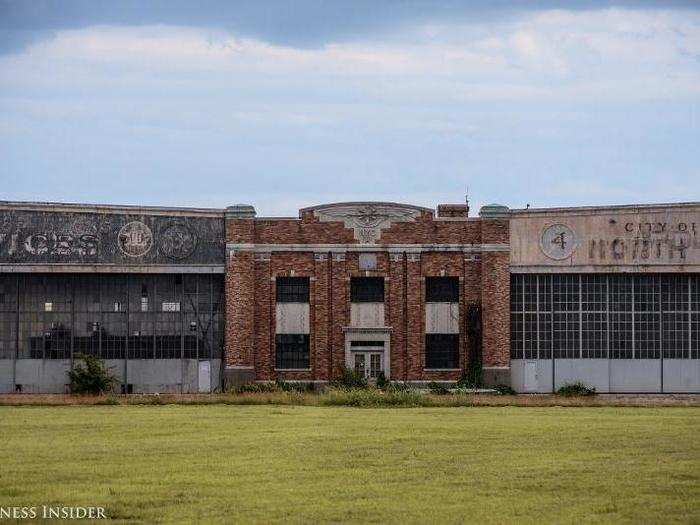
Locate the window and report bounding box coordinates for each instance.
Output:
[425,334,459,369]
[426,277,459,303]
[350,340,385,347]
[350,277,384,303]
[511,273,700,360]
[275,334,310,369]
[276,277,310,303]
[44,302,53,312]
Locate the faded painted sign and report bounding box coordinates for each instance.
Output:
[0,208,225,265]
[511,205,700,268]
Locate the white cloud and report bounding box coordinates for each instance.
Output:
[1,8,698,103]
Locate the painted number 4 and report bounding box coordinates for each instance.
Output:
[551,231,567,250]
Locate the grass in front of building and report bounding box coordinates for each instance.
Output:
[0,406,698,523]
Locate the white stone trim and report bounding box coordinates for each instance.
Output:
[227,243,509,253]
[274,368,312,372]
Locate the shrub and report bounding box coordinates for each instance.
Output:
[376,371,389,389]
[427,381,451,395]
[331,367,368,389]
[493,384,517,395]
[68,353,116,395]
[556,381,596,397]
[456,360,483,389]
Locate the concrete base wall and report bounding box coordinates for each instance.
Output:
[663,360,700,393]
[511,359,700,393]
[1,359,221,394]
[222,367,256,391]
[482,367,511,388]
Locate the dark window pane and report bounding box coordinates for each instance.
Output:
[276,277,310,303]
[425,334,459,369]
[350,277,384,303]
[425,277,459,303]
[275,334,310,369]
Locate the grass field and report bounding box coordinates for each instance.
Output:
[1,406,698,524]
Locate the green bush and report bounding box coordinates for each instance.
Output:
[427,381,451,395]
[556,382,596,397]
[456,360,483,388]
[376,371,389,389]
[331,367,368,389]
[68,353,116,395]
[493,384,517,396]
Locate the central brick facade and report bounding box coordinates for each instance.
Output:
[223,201,510,387]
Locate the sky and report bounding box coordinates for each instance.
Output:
[1,1,699,216]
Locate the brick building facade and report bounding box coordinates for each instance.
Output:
[223,201,511,387]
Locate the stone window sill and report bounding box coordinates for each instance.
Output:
[423,368,461,372]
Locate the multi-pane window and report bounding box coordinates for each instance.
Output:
[276,277,310,303]
[275,334,310,369]
[425,334,459,369]
[511,274,700,360]
[425,277,459,303]
[350,277,384,303]
[1,273,223,360]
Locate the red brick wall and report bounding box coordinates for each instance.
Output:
[224,208,511,384]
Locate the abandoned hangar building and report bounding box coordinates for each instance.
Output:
[0,198,699,394]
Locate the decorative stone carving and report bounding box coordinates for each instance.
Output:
[311,203,424,244]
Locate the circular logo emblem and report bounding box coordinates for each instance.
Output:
[160,223,197,260]
[540,224,577,260]
[118,221,153,257]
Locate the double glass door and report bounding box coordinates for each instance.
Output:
[354,352,383,380]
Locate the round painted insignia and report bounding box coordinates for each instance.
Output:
[118,221,153,257]
[160,223,197,260]
[540,224,577,260]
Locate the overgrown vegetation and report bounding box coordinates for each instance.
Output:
[67,353,116,395]
[427,381,451,395]
[330,367,368,389]
[493,384,517,395]
[557,381,597,397]
[456,360,483,388]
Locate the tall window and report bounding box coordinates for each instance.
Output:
[276,277,310,303]
[350,277,384,303]
[426,277,459,303]
[426,334,459,369]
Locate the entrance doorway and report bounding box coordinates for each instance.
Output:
[353,352,383,380]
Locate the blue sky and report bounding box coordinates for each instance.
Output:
[1,1,699,215]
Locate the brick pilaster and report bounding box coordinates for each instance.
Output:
[405,254,423,379]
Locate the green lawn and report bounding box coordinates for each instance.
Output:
[0,406,698,524]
